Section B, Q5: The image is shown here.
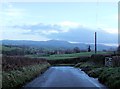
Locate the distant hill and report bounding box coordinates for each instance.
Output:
[1,40,117,51]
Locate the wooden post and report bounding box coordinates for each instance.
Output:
[95,32,97,54]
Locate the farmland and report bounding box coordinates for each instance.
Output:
[1,1,119,88]
[2,44,113,61]
[25,51,113,60]
[1,44,120,89]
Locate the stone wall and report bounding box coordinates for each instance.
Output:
[105,57,113,67]
[105,56,120,67]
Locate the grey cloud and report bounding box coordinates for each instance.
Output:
[47,27,117,44]
[12,23,117,44]
[13,23,61,32]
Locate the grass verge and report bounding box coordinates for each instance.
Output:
[2,63,50,89]
[75,62,120,89]
[98,67,120,89]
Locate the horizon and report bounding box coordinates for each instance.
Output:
[1,39,118,47]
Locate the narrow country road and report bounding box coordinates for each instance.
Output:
[23,66,108,89]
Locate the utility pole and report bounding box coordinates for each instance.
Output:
[95,32,97,54]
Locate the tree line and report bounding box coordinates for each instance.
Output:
[2,45,92,56]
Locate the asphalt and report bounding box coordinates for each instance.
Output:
[23,66,108,89]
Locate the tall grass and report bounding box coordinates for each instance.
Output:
[2,64,50,89]
[98,67,120,89]
[2,56,47,71]
[2,56,50,89]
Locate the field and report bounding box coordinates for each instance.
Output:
[0,45,22,51]
[25,51,112,60]
[1,45,113,60]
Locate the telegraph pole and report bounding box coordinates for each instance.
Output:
[95,32,97,54]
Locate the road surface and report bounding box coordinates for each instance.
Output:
[23,66,108,89]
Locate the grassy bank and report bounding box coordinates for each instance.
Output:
[88,67,120,89]
[2,56,51,89]
[2,56,47,71]
[99,67,120,89]
[75,62,120,89]
[2,63,50,89]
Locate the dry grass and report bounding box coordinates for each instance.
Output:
[2,56,48,71]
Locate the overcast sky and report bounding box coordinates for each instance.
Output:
[0,1,119,45]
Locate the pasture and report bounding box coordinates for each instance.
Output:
[25,51,112,60]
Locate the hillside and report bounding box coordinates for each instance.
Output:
[1,40,117,51]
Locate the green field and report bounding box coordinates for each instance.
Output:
[0,45,22,51]
[25,51,112,60]
[1,45,113,60]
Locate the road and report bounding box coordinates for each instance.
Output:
[23,66,108,89]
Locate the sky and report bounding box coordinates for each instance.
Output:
[0,1,119,45]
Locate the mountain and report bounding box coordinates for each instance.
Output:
[1,40,117,51]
